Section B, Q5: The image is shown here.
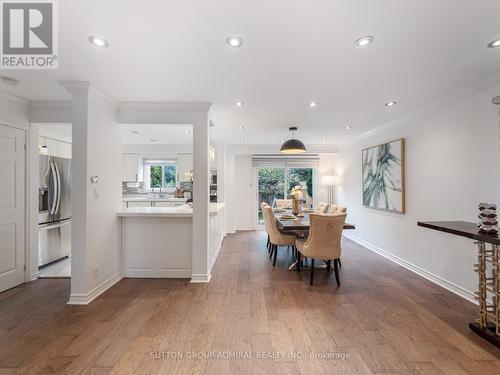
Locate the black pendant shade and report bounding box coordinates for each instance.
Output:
[280,127,306,154]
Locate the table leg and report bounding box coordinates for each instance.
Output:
[470,241,500,348]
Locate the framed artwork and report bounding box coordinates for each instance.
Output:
[362,138,405,213]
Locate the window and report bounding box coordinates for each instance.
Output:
[144,160,177,191]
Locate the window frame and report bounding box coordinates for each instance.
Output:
[144,160,177,191]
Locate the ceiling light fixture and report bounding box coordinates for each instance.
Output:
[280,127,306,154]
[345,125,352,130]
[226,36,243,48]
[239,139,246,143]
[321,139,327,143]
[236,125,244,130]
[184,130,192,134]
[0,76,19,86]
[309,101,317,108]
[88,36,109,48]
[355,35,374,48]
[487,39,500,48]
[235,100,244,107]
[385,101,397,107]
[131,130,139,134]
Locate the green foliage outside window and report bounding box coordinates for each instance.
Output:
[150,166,162,188]
[150,165,177,189]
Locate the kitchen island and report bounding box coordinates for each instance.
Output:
[118,203,225,280]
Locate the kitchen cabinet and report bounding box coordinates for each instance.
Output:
[176,153,193,185]
[39,136,72,159]
[123,153,141,181]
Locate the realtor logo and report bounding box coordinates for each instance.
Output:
[1,0,58,69]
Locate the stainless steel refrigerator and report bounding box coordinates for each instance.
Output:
[38,155,72,267]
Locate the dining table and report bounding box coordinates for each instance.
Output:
[274,210,356,231]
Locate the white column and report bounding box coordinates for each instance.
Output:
[191,113,211,282]
[60,81,90,299]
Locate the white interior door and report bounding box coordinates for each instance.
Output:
[0,125,25,292]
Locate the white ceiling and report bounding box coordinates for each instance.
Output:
[2,0,500,146]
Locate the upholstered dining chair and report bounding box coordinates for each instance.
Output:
[274,199,293,209]
[262,205,296,266]
[295,213,347,286]
[261,202,272,253]
[327,205,347,215]
[316,201,329,214]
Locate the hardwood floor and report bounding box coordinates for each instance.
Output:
[1,231,499,374]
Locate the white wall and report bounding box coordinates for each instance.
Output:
[84,94,123,295]
[226,145,338,231]
[336,84,500,301]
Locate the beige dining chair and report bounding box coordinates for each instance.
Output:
[274,199,293,209]
[262,205,296,266]
[316,201,329,214]
[295,213,347,286]
[327,205,347,215]
[261,202,272,253]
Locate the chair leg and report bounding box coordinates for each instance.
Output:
[297,251,301,272]
[310,259,315,285]
[269,243,274,259]
[338,258,342,268]
[273,245,278,266]
[326,260,331,272]
[333,259,340,286]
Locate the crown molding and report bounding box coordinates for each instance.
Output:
[339,72,500,150]
[119,101,212,113]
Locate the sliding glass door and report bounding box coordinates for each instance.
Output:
[256,167,314,224]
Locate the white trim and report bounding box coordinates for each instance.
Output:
[339,71,500,150]
[123,269,191,278]
[67,272,123,305]
[190,273,212,283]
[343,233,476,304]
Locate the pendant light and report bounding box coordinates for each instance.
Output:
[280,127,306,154]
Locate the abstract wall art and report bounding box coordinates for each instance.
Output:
[362,138,405,213]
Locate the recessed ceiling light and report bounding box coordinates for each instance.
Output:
[355,35,374,48]
[235,100,244,107]
[345,125,352,130]
[239,139,246,143]
[0,76,19,86]
[321,139,327,143]
[226,36,243,48]
[150,139,157,143]
[309,101,317,108]
[88,36,109,48]
[385,101,397,107]
[280,139,284,143]
[184,130,192,134]
[236,125,244,130]
[487,39,500,48]
[131,130,139,134]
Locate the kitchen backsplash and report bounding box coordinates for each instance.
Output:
[122,181,145,195]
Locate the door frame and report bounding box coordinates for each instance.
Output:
[0,119,38,285]
[253,166,318,230]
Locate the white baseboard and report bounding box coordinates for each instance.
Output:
[209,238,223,274]
[235,226,253,231]
[343,233,476,304]
[67,272,123,305]
[30,271,39,281]
[190,273,211,283]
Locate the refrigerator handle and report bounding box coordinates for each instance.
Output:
[50,162,58,215]
[54,161,61,215]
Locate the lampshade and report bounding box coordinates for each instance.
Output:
[280,126,306,154]
[280,138,306,154]
[321,175,338,185]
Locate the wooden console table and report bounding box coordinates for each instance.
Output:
[417,221,500,348]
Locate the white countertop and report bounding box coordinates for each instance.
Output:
[117,203,225,218]
[122,196,188,202]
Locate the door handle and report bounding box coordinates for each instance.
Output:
[54,161,61,215]
[39,220,71,230]
[50,162,58,215]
